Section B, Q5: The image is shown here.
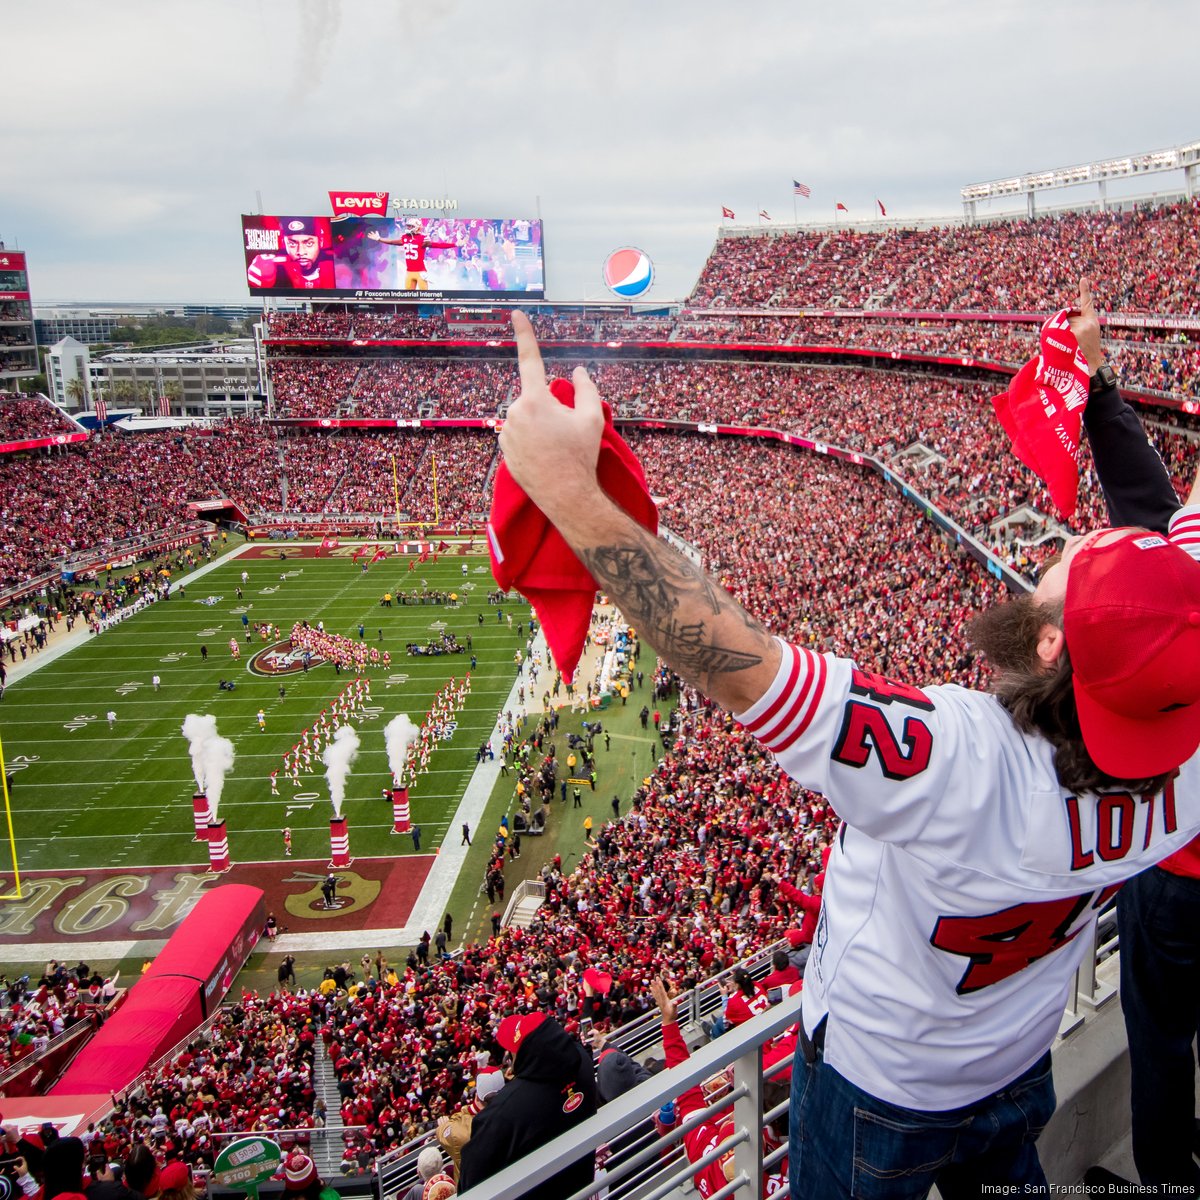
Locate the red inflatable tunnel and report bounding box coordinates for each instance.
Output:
[52,884,265,1098]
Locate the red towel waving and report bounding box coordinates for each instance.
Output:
[992,309,1091,518]
[488,377,658,681]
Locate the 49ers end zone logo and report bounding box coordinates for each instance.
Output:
[247,639,327,677]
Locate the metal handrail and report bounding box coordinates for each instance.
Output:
[451,991,802,1200]
[0,1016,95,1089]
[372,936,793,1198]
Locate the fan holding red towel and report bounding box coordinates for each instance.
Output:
[488,375,658,682]
[992,307,1092,518]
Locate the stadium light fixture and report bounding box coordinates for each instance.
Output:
[961,137,1200,203]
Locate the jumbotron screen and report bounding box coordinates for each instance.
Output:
[241,214,545,300]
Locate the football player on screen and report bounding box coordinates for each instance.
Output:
[367,216,460,291]
[247,217,336,290]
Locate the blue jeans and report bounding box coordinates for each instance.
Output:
[790,1028,1054,1199]
[1118,864,1200,1191]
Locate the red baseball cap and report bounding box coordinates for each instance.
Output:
[1065,529,1200,778]
[496,1011,547,1055]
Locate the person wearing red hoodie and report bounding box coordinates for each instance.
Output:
[650,977,788,1199]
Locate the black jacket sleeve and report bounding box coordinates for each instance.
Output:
[1083,378,1179,534]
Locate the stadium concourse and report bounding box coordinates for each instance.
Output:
[4,199,1200,1194]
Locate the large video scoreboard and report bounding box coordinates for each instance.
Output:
[242,213,545,301]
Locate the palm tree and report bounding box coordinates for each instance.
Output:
[65,377,87,410]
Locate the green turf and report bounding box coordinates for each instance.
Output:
[0,548,533,875]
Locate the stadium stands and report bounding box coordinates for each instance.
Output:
[7,196,1200,1198]
[687,202,1200,314]
[1,367,1197,594]
[84,445,1002,1173]
[0,393,79,443]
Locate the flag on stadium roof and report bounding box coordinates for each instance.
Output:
[759,210,771,220]
[836,202,848,212]
[793,180,812,197]
[876,199,887,217]
[721,206,735,220]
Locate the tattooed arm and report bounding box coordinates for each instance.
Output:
[499,312,781,713]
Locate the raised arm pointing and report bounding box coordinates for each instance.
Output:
[498,312,781,713]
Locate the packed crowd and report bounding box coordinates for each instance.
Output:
[4,369,1197,593]
[269,360,362,419]
[0,393,78,443]
[182,420,284,512]
[0,432,214,591]
[348,361,514,418]
[0,962,113,1073]
[689,200,1200,314]
[79,441,1003,1179]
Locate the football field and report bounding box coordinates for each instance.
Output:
[0,544,530,920]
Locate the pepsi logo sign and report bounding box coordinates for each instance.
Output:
[602,247,653,299]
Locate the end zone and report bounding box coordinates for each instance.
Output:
[0,855,436,950]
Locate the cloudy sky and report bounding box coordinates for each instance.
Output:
[3,0,1196,305]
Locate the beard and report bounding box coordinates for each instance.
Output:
[969,595,1174,797]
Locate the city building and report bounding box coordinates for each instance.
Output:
[46,336,91,409]
[0,249,38,385]
[89,341,264,418]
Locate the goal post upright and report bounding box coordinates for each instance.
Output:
[0,728,23,900]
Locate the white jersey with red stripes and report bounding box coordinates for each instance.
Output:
[736,504,1200,1110]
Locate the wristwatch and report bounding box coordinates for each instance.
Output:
[1089,363,1118,395]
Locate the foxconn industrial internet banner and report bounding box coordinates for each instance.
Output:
[241,214,545,301]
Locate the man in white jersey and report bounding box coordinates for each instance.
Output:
[497,296,1200,1197]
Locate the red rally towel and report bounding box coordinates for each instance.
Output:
[487,377,658,681]
[991,309,1091,518]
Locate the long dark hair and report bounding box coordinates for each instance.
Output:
[969,596,1174,796]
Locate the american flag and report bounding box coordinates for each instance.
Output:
[793,180,812,197]
[158,394,170,417]
[94,397,107,423]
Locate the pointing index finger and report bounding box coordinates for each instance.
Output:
[1077,276,1095,314]
[512,311,547,395]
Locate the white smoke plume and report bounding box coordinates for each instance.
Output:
[384,714,421,783]
[322,723,360,818]
[182,713,218,793]
[203,736,236,819]
[181,714,235,821]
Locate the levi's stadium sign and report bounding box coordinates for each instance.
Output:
[329,191,389,215]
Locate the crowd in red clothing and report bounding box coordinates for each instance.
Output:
[0,966,110,1073]
[689,201,1200,314]
[269,360,362,418]
[348,361,514,418]
[0,393,78,442]
[3,368,1197,592]
[0,432,213,590]
[85,437,1008,1177]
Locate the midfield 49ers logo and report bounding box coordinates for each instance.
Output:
[247,639,327,677]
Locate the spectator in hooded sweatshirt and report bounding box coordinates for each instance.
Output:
[437,1064,506,1178]
[459,1012,597,1200]
[33,1135,88,1200]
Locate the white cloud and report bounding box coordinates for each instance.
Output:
[2,0,1196,302]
